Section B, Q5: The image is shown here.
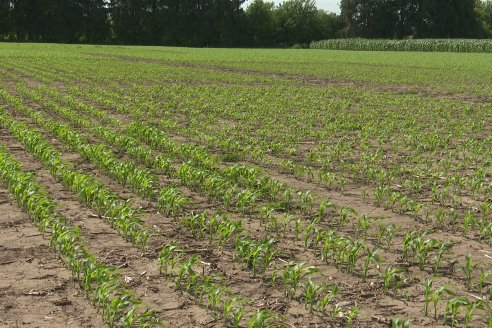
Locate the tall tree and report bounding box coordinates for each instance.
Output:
[477,0,492,36]
[110,0,148,43]
[313,10,343,40]
[246,0,275,47]
[0,1,12,38]
[80,0,111,43]
[340,0,484,38]
[274,0,319,46]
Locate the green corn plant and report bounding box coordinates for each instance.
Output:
[330,303,342,319]
[216,219,242,248]
[281,262,319,299]
[303,223,316,249]
[423,278,433,316]
[462,211,475,236]
[445,297,470,327]
[416,239,438,271]
[247,310,284,328]
[382,266,406,292]
[298,190,315,214]
[433,243,449,273]
[260,238,277,275]
[259,206,275,225]
[158,242,182,276]
[363,248,383,281]
[374,185,388,206]
[300,279,326,312]
[402,231,417,259]
[357,214,371,239]
[294,218,302,242]
[338,207,356,228]
[311,228,326,250]
[479,269,492,293]
[464,301,485,328]
[378,224,396,250]
[462,255,476,289]
[234,237,277,277]
[345,306,359,325]
[232,307,245,328]
[347,239,365,273]
[176,255,199,289]
[236,190,257,214]
[391,317,410,328]
[281,188,294,209]
[204,286,224,313]
[317,285,338,317]
[222,297,240,324]
[318,199,334,221]
[432,285,454,320]
[157,186,188,216]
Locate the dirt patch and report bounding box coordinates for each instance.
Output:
[0,190,104,328]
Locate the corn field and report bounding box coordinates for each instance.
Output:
[1,43,492,327]
[310,39,492,53]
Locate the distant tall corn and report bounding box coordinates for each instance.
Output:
[310,39,492,53]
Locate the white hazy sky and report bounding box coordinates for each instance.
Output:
[244,0,341,13]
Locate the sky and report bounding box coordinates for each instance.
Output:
[243,0,341,14]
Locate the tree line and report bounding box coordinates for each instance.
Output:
[341,0,492,39]
[0,0,491,47]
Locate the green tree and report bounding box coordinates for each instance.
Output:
[274,0,319,46]
[476,0,492,37]
[80,0,111,43]
[246,0,275,47]
[313,10,343,40]
[340,0,484,38]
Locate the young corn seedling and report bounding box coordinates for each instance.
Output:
[424,278,433,316]
[300,279,325,312]
[281,262,319,299]
[391,317,410,328]
[234,237,277,277]
[294,218,302,242]
[222,297,241,325]
[158,242,183,276]
[382,266,406,292]
[416,239,438,271]
[347,239,365,273]
[330,303,342,319]
[176,256,200,289]
[432,285,454,320]
[464,300,485,328]
[338,207,356,228]
[357,214,371,239]
[298,190,315,214]
[378,224,396,250]
[260,206,275,226]
[462,211,475,236]
[345,306,359,325]
[157,186,188,216]
[363,248,383,281]
[433,243,449,273]
[317,285,338,317]
[247,310,284,328]
[445,296,470,327]
[303,223,316,250]
[236,190,257,215]
[462,255,477,289]
[479,269,492,294]
[318,199,334,222]
[232,307,246,328]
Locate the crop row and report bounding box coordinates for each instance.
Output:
[0,142,160,327]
